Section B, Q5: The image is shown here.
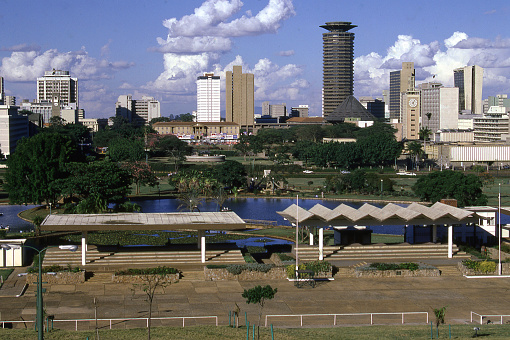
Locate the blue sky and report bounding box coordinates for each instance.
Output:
[1,0,509,118]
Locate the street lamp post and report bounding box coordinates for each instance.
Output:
[380,179,383,197]
[0,244,77,340]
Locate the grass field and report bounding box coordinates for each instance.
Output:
[0,324,509,340]
[0,269,13,288]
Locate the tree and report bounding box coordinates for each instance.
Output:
[412,170,487,207]
[132,270,176,340]
[355,123,402,167]
[242,285,277,340]
[108,137,145,162]
[5,133,77,205]
[56,161,132,213]
[123,161,158,194]
[295,125,325,143]
[176,113,194,122]
[156,135,192,171]
[406,141,423,169]
[433,306,447,335]
[213,160,246,189]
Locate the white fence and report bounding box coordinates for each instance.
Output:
[1,316,218,330]
[265,312,429,327]
[471,311,510,325]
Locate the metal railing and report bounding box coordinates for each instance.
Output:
[244,219,277,226]
[2,316,218,330]
[471,311,510,325]
[265,312,429,327]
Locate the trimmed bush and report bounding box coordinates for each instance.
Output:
[28,264,82,273]
[225,264,274,275]
[368,262,419,271]
[115,266,179,276]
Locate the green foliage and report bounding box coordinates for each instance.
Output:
[225,264,274,275]
[368,262,419,271]
[28,264,82,273]
[304,260,332,273]
[286,264,305,278]
[433,306,447,329]
[115,201,142,212]
[5,132,77,204]
[108,137,145,162]
[213,160,247,188]
[412,170,487,207]
[277,253,295,261]
[0,229,6,238]
[115,267,179,276]
[462,259,497,274]
[242,285,278,305]
[243,254,257,263]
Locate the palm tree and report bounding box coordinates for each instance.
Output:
[419,127,432,159]
[406,141,423,170]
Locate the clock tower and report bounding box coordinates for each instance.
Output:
[401,91,420,140]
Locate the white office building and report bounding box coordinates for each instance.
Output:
[196,73,220,122]
[37,69,78,108]
[453,65,483,114]
[116,95,161,126]
[0,105,29,156]
[421,84,459,132]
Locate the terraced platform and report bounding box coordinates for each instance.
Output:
[42,245,245,269]
[295,243,471,262]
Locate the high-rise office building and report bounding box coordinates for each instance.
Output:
[389,62,415,122]
[196,73,220,122]
[116,95,161,126]
[453,65,483,114]
[0,76,4,104]
[420,83,459,132]
[37,69,78,108]
[320,22,356,119]
[225,65,254,127]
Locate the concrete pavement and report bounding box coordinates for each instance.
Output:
[1,264,509,330]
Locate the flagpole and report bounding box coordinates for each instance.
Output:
[499,183,502,275]
[295,195,299,272]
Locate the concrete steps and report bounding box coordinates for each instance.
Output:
[436,265,463,276]
[42,247,245,268]
[86,272,113,283]
[295,244,471,262]
[180,270,205,281]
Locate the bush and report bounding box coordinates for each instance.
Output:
[369,262,419,271]
[305,260,332,273]
[277,253,294,262]
[0,229,6,238]
[286,264,306,278]
[243,254,257,263]
[115,266,179,276]
[225,264,274,275]
[462,259,497,274]
[29,264,82,273]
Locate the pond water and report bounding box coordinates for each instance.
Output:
[0,204,38,233]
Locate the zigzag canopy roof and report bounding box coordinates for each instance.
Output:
[277,202,480,226]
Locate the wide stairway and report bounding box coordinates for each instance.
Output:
[296,243,471,262]
[42,245,245,269]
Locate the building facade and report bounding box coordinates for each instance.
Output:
[0,77,4,104]
[196,73,220,122]
[115,95,161,126]
[225,65,254,127]
[153,121,239,143]
[473,106,509,142]
[453,65,483,114]
[420,84,459,132]
[37,69,78,108]
[320,22,356,119]
[0,105,29,156]
[401,91,420,140]
[290,105,309,118]
[389,62,415,122]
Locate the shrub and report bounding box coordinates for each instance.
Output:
[277,253,294,262]
[243,254,257,263]
[369,262,419,271]
[28,264,82,273]
[305,260,332,274]
[115,266,179,276]
[286,264,306,278]
[225,264,274,275]
[462,259,497,274]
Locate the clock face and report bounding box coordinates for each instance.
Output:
[409,98,418,108]
[54,102,59,106]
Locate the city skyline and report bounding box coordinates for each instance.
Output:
[0,0,509,119]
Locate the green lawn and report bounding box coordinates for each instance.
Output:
[0,268,13,288]
[0,324,509,339]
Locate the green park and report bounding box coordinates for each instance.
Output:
[1,118,510,339]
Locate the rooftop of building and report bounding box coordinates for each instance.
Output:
[320,22,357,32]
[153,121,239,127]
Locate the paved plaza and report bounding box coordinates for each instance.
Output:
[1,264,509,330]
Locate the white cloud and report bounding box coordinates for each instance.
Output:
[0,43,40,52]
[354,32,510,98]
[277,49,294,56]
[146,0,301,106]
[0,49,134,82]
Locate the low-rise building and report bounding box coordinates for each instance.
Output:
[152,121,239,143]
[0,105,29,156]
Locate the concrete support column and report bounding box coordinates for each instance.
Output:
[309,231,314,246]
[197,230,204,249]
[448,225,453,259]
[319,228,324,261]
[432,225,437,243]
[201,233,206,263]
[81,231,88,266]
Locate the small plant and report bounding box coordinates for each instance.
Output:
[277,253,294,262]
[116,266,179,276]
[462,259,497,274]
[225,264,273,275]
[368,262,419,271]
[242,285,277,340]
[433,306,447,333]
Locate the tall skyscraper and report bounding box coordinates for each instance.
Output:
[0,76,4,104]
[453,65,483,114]
[37,69,78,108]
[196,73,220,122]
[320,22,356,118]
[389,62,415,122]
[116,95,160,126]
[225,65,254,127]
